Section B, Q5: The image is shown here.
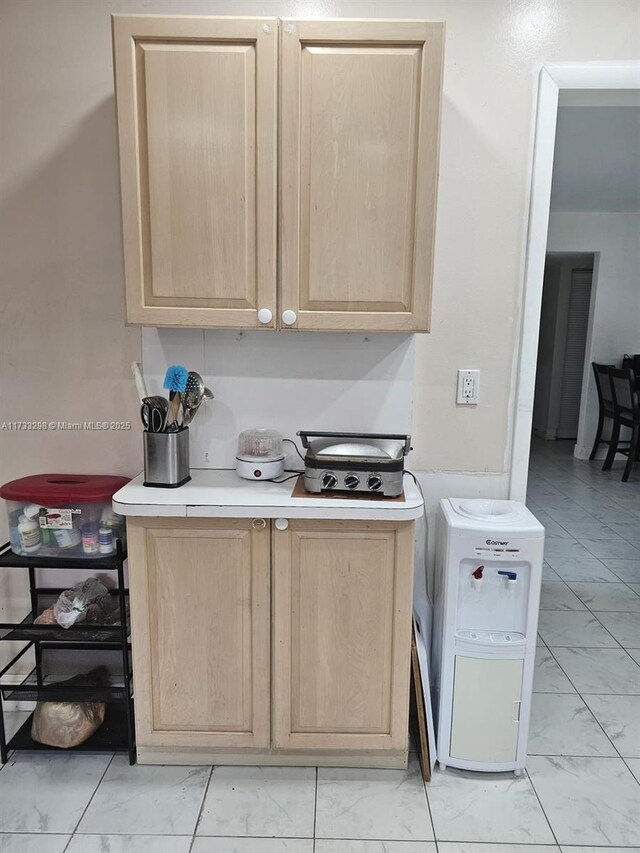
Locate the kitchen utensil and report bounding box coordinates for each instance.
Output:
[298,431,411,497]
[203,387,214,400]
[183,371,205,425]
[162,366,188,432]
[236,428,285,480]
[163,364,189,394]
[131,362,148,402]
[165,392,183,432]
[141,396,169,433]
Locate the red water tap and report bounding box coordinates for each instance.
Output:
[472,566,484,580]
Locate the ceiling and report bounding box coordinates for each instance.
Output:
[550,103,640,213]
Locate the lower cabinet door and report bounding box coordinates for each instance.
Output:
[450,656,523,764]
[128,518,270,749]
[272,519,414,752]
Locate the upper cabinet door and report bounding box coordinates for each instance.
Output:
[280,20,444,332]
[112,16,278,327]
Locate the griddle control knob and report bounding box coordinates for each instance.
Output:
[344,473,360,490]
[367,474,383,491]
[322,472,337,489]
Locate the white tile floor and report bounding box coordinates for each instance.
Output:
[2,438,640,852]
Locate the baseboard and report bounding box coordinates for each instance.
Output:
[137,745,409,768]
[574,443,611,461]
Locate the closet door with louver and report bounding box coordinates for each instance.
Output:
[557,269,592,439]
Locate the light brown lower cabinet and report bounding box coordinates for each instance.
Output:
[127,517,415,766]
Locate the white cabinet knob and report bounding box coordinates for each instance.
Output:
[257,308,273,325]
[275,518,289,530]
[281,309,297,326]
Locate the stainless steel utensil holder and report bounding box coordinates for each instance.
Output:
[143,427,191,488]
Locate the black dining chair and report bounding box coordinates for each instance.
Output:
[603,367,640,482]
[622,354,640,389]
[589,363,616,460]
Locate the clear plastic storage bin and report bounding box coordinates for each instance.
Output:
[1,474,130,558]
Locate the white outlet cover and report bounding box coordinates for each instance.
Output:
[456,369,480,405]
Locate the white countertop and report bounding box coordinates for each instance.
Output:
[113,469,423,521]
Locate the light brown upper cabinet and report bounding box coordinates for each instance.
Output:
[280,19,444,332]
[112,16,278,328]
[112,16,444,331]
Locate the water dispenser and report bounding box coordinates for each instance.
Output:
[431,498,544,773]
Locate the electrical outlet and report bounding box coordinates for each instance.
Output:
[457,369,480,405]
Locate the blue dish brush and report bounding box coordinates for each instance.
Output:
[163,365,188,394]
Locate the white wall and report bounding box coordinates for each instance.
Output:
[142,329,415,469]
[547,213,640,457]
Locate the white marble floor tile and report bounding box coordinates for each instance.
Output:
[542,563,562,581]
[2,711,31,742]
[629,582,640,595]
[589,506,640,523]
[583,694,640,757]
[197,766,316,838]
[539,582,586,611]
[532,513,572,538]
[315,843,436,853]
[67,836,193,853]
[544,540,594,561]
[533,648,576,693]
[559,521,619,539]
[439,846,559,853]
[551,647,640,693]
[579,538,640,560]
[560,848,640,853]
[536,497,582,512]
[544,558,621,583]
[426,767,554,843]
[528,693,616,756]
[0,752,111,833]
[188,839,314,853]
[568,581,640,611]
[600,558,640,582]
[315,757,432,841]
[78,756,210,835]
[593,611,640,647]
[627,757,640,783]
[536,611,618,647]
[527,755,640,845]
[0,835,69,853]
[607,521,640,541]
[550,509,599,524]
[629,649,640,665]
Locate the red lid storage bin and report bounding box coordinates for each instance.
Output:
[1,474,130,559]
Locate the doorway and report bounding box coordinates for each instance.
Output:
[509,63,640,501]
[532,253,594,443]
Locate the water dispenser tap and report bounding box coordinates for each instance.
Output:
[498,570,518,586]
[472,565,484,591]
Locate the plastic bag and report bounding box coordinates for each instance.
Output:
[31,668,107,748]
[53,577,114,629]
[34,606,57,625]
